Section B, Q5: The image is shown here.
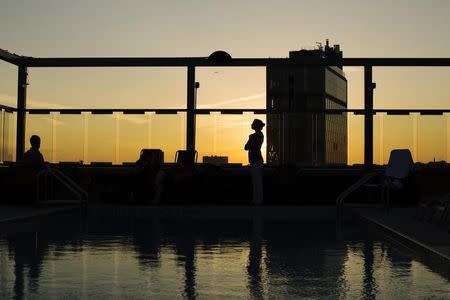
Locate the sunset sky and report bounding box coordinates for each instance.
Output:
[1,0,450,164]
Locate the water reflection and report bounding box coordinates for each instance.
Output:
[132,218,161,268]
[362,241,377,300]
[247,217,264,300]
[0,214,448,299]
[173,220,197,300]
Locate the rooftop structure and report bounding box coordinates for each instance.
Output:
[267,40,347,166]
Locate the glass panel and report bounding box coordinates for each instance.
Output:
[50,113,188,164]
[149,113,186,163]
[373,114,414,165]
[54,114,85,163]
[348,113,364,166]
[25,113,54,162]
[196,67,265,109]
[0,60,17,108]
[374,114,449,164]
[374,67,450,109]
[28,67,187,109]
[417,115,447,163]
[343,67,364,109]
[196,113,266,165]
[3,111,16,161]
[86,114,116,164]
[118,114,148,163]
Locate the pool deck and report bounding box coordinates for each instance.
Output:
[352,206,450,277]
[0,205,78,224]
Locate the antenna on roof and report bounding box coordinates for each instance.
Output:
[316,42,323,50]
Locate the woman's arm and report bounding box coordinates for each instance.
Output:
[244,135,251,150]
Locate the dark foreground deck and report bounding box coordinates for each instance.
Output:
[353,207,450,259]
[352,206,450,279]
[2,163,450,205]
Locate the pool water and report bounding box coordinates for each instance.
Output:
[0,214,449,299]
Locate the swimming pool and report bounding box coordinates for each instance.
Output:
[0,213,449,299]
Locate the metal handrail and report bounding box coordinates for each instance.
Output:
[336,172,380,217]
[37,165,88,205]
[48,166,88,201]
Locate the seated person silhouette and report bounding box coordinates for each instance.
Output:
[22,135,45,171]
[16,135,46,204]
[173,150,196,181]
[164,150,197,203]
[130,149,165,204]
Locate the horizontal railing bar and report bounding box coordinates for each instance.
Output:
[17,108,450,115]
[28,110,51,114]
[9,57,450,67]
[91,110,114,115]
[60,110,82,114]
[24,108,188,114]
[386,111,411,115]
[419,110,444,115]
[123,109,146,114]
[154,110,179,114]
[220,110,244,115]
[0,104,16,111]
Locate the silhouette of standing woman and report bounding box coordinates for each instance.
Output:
[245,119,265,205]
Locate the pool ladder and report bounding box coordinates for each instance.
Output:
[336,172,380,218]
[36,165,88,207]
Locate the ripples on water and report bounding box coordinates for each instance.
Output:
[0,214,448,299]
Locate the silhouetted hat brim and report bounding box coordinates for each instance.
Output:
[252,119,265,127]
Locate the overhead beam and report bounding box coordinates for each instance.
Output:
[10,56,450,68]
[0,49,24,65]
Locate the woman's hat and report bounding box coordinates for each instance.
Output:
[252,119,265,128]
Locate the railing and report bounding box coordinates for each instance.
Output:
[336,171,380,218]
[37,164,88,206]
[2,107,450,166]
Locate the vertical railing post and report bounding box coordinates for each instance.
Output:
[186,66,196,151]
[16,65,28,161]
[364,66,374,170]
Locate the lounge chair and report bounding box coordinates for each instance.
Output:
[337,149,414,215]
[381,149,414,211]
[163,150,198,203]
[173,150,198,180]
[433,193,450,226]
[175,150,198,165]
[442,197,450,233]
[417,192,450,233]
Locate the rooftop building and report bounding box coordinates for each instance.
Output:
[266,39,348,166]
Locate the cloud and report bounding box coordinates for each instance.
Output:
[0,94,76,109]
[196,117,255,130]
[0,95,177,127]
[0,94,16,107]
[198,92,265,108]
